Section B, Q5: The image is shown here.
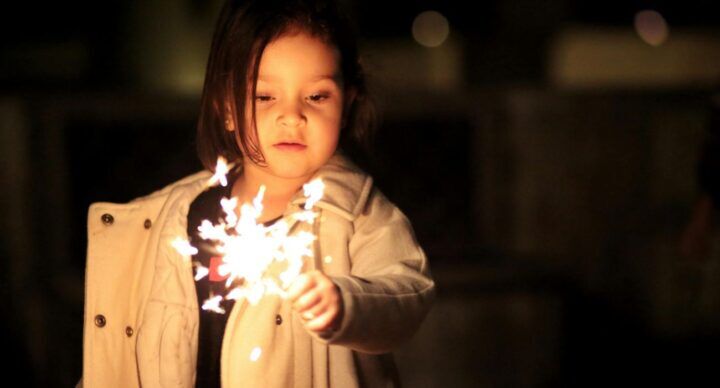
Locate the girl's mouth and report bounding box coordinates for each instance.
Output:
[273,142,307,152]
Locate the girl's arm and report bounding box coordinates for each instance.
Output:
[321,189,436,354]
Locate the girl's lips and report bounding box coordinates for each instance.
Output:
[273,142,307,152]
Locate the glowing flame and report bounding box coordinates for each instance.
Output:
[173,157,325,313]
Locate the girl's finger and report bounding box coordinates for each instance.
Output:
[302,299,328,320]
[287,273,315,302]
[304,307,339,332]
[294,289,322,312]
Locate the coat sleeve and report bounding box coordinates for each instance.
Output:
[322,188,435,354]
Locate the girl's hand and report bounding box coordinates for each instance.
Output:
[287,270,344,334]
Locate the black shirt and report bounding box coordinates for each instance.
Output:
[187,175,238,388]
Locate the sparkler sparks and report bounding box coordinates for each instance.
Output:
[208,157,230,187]
[249,346,262,362]
[194,263,209,281]
[303,179,325,210]
[175,158,325,313]
[172,237,198,257]
[202,295,226,314]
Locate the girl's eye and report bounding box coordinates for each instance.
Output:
[255,95,274,102]
[307,93,329,103]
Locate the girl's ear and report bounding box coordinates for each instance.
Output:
[342,87,357,128]
[224,102,235,132]
[225,116,235,132]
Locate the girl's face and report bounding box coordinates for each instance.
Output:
[240,31,345,183]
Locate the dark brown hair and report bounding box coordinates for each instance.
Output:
[196,0,376,171]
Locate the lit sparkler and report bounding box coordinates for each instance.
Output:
[174,158,325,312]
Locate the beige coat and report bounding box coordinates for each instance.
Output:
[81,155,435,387]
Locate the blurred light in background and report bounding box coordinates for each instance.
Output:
[365,33,463,96]
[124,0,220,96]
[549,24,720,90]
[412,11,450,48]
[634,10,670,47]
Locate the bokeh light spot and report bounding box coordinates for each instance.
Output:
[634,10,669,47]
[412,11,450,48]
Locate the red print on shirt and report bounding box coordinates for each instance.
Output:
[209,256,230,282]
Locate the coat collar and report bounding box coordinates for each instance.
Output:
[289,153,373,221]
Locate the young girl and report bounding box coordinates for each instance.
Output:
[80,0,434,387]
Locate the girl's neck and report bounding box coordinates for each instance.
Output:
[231,163,312,221]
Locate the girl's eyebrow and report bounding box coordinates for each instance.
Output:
[310,74,340,82]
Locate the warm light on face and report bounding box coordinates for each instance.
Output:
[242,32,344,182]
[634,10,669,47]
[412,11,450,48]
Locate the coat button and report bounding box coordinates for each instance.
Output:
[94,314,106,328]
[101,213,114,225]
[143,219,152,229]
[126,326,134,337]
[275,314,283,325]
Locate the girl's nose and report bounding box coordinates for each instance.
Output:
[277,101,306,128]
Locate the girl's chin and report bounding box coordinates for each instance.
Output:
[244,155,327,181]
[269,168,315,181]
[258,163,316,181]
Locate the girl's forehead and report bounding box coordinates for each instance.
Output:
[256,32,341,82]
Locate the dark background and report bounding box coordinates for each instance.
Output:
[2,1,720,386]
